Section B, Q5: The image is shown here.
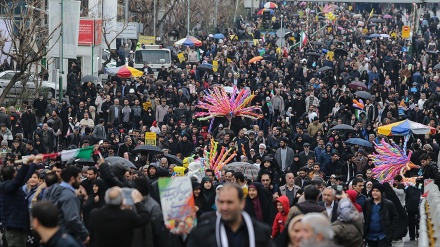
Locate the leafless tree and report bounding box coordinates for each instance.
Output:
[0,0,61,103]
[130,0,238,39]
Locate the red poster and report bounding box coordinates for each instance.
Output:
[78,19,94,46]
[94,19,102,45]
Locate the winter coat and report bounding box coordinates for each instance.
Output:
[44,183,89,241]
[0,163,36,230]
[274,146,295,172]
[131,195,163,247]
[89,203,149,247]
[98,162,132,188]
[363,197,398,242]
[244,183,276,226]
[287,200,326,222]
[332,198,364,247]
[271,196,290,238]
[42,229,82,247]
[186,211,273,247]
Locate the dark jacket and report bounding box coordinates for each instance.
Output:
[0,163,36,230]
[89,203,149,247]
[186,213,273,247]
[21,112,37,133]
[131,195,170,247]
[363,197,398,242]
[287,200,326,221]
[318,200,339,223]
[98,162,132,188]
[44,183,89,242]
[41,229,81,247]
[421,162,440,188]
[244,182,276,226]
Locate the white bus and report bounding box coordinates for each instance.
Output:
[133,45,172,75]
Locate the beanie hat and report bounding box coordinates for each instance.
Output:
[1,140,7,146]
[371,183,385,194]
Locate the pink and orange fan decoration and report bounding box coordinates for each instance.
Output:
[194,86,263,127]
[369,138,418,186]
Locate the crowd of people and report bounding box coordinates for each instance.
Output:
[1,1,440,247]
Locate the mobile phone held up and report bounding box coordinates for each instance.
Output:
[336,185,343,196]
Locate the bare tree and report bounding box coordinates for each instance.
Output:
[0,0,61,103]
[94,2,130,74]
[130,0,238,39]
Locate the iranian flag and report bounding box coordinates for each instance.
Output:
[60,146,95,161]
[300,31,308,50]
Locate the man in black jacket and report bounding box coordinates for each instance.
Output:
[21,106,37,141]
[186,183,273,247]
[419,153,440,189]
[363,183,398,247]
[31,201,81,247]
[89,186,149,247]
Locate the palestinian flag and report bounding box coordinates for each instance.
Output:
[300,31,307,50]
[61,146,95,161]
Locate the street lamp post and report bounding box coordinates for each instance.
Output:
[59,0,64,102]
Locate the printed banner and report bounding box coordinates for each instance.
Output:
[78,19,94,45]
[159,177,197,234]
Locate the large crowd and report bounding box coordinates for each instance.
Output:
[1,1,440,247]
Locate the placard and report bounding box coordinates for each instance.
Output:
[177,53,185,63]
[144,132,157,146]
[159,177,197,234]
[213,60,218,72]
[402,26,410,39]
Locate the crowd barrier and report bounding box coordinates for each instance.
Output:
[420,180,439,247]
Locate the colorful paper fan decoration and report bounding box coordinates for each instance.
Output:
[200,139,236,177]
[194,86,263,125]
[369,139,418,186]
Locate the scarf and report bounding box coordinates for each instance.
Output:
[215,211,255,247]
[251,196,263,221]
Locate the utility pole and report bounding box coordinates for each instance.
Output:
[153,0,156,36]
[280,14,284,47]
[59,0,64,102]
[187,0,190,35]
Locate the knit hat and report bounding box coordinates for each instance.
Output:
[1,140,7,146]
[371,183,385,194]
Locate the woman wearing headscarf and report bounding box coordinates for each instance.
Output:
[83,179,108,231]
[273,215,304,246]
[331,191,364,247]
[192,181,206,218]
[346,189,363,213]
[244,182,276,226]
[200,177,215,212]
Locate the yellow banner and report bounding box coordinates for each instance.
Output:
[177,53,185,63]
[138,35,155,45]
[402,26,411,39]
[213,60,218,72]
[145,132,157,146]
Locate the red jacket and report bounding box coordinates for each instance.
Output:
[271,195,290,238]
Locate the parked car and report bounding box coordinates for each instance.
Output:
[0,70,66,99]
